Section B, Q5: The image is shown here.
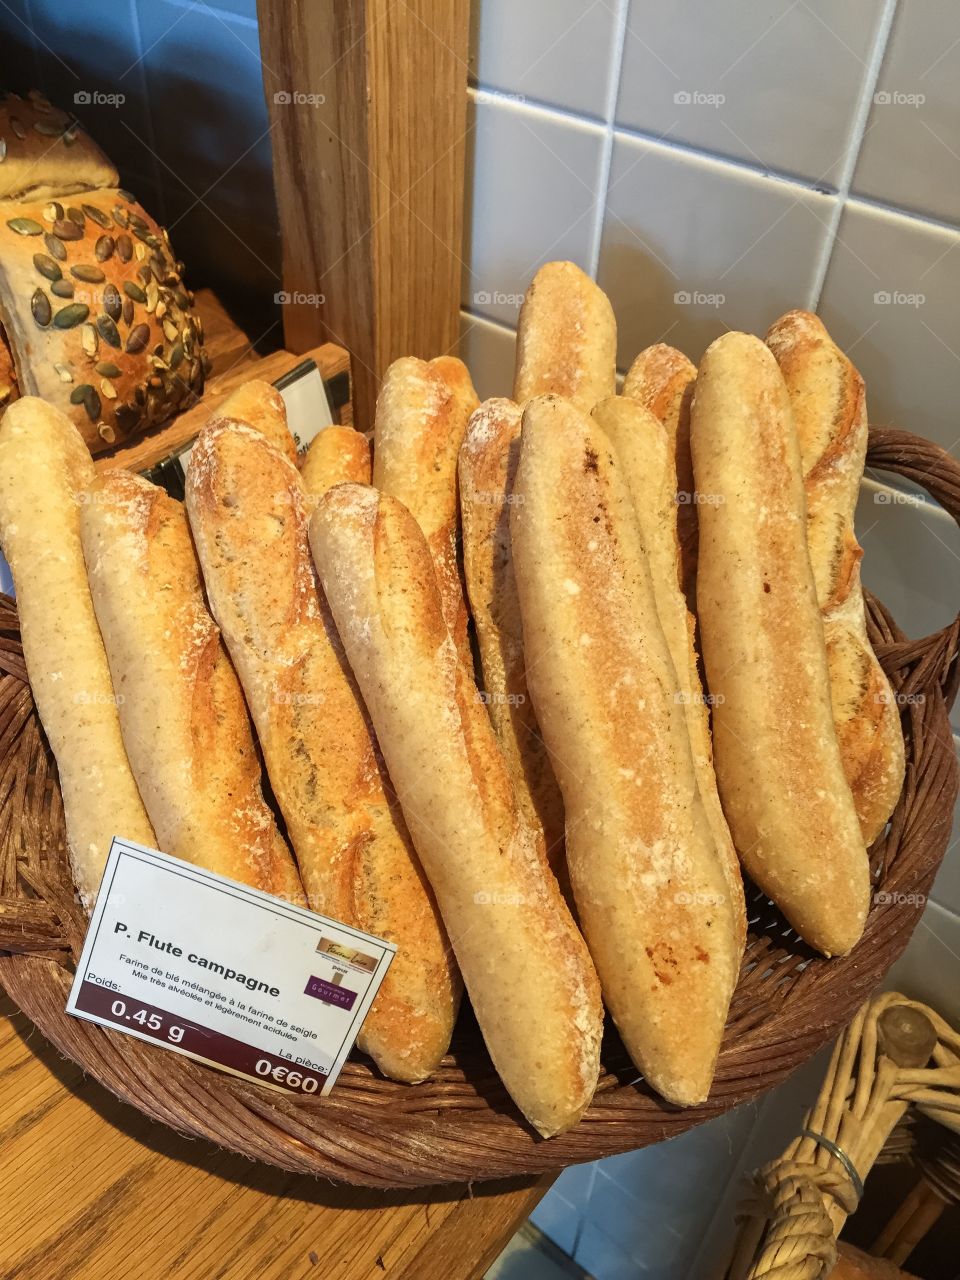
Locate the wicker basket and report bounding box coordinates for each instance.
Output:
[0,427,957,1190]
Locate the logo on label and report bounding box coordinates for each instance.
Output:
[304,974,358,1010]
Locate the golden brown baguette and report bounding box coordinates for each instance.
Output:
[591,395,746,952]
[691,332,869,956]
[0,398,154,906]
[514,261,616,412]
[310,485,603,1136]
[80,469,304,901]
[765,311,905,845]
[185,421,459,1084]
[301,426,371,496]
[623,344,698,604]
[458,398,565,874]
[373,356,478,663]
[206,379,297,466]
[511,395,742,1106]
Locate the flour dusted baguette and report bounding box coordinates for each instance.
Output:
[373,356,477,663]
[590,396,746,951]
[514,261,616,412]
[0,398,154,906]
[623,344,698,604]
[80,469,304,901]
[511,395,741,1106]
[765,311,905,845]
[458,399,565,872]
[206,379,297,466]
[309,485,603,1136]
[691,332,869,956]
[185,421,458,1083]
[301,426,371,496]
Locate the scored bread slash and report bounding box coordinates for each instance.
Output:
[691,332,870,957]
[510,394,741,1107]
[765,310,905,846]
[513,261,616,413]
[458,397,567,889]
[184,419,459,1084]
[310,483,603,1137]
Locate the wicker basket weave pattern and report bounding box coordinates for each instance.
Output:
[0,427,957,1188]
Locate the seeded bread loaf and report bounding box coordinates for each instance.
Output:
[310,483,603,1135]
[373,356,478,663]
[765,311,905,845]
[511,394,741,1106]
[458,398,565,876]
[0,187,206,451]
[0,91,118,202]
[514,261,616,412]
[186,419,459,1083]
[81,468,304,901]
[0,397,154,906]
[691,333,870,956]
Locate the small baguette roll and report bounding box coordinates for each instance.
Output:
[0,398,154,906]
[310,485,603,1136]
[373,356,478,664]
[185,421,459,1084]
[691,333,869,957]
[765,311,905,845]
[207,379,297,466]
[514,261,616,412]
[511,395,741,1106]
[623,344,698,604]
[591,396,746,952]
[301,426,371,497]
[458,399,565,874]
[80,469,304,901]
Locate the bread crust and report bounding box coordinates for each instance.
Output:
[591,395,746,953]
[691,333,869,956]
[458,398,565,877]
[373,356,477,664]
[0,92,118,202]
[623,344,698,605]
[185,421,459,1083]
[310,484,603,1136]
[301,426,371,496]
[81,468,304,901]
[0,398,154,905]
[207,380,297,466]
[511,395,741,1106]
[765,311,905,845]
[514,261,616,412]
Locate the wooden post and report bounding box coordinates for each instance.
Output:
[257,0,470,429]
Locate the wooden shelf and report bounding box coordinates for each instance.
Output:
[94,288,351,475]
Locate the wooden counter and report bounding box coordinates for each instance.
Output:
[0,993,552,1280]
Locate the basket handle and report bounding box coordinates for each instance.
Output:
[865,428,960,714]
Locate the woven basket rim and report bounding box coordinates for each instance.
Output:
[0,425,958,1188]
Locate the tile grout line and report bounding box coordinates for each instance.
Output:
[587,0,631,279]
[569,1161,596,1263]
[808,0,900,310]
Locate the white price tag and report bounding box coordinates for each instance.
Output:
[66,838,395,1096]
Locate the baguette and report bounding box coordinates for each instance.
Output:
[514,261,616,412]
[591,395,746,951]
[185,421,459,1084]
[458,398,565,874]
[765,311,905,845]
[623,344,698,605]
[206,379,297,466]
[80,469,304,901]
[373,357,478,663]
[0,398,154,906]
[309,484,603,1136]
[690,332,869,956]
[301,426,371,497]
[511,395,741,1106]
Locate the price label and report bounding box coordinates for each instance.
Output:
[66,839,396,1095]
